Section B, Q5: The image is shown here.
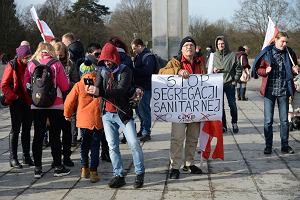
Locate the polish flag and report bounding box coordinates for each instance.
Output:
[262,16,279,50]
[30,6,55,43]
[199,120,224,160]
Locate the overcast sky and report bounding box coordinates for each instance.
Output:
[15,0,241,22]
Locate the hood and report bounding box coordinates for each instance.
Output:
[68,40,84,62]
[215,35,231,56]
[98,43,121,66]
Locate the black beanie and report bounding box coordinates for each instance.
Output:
[179,36,196,50]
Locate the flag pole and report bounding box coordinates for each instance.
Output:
[286,48,296,67]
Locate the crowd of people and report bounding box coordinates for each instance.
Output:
[0,31,297,189]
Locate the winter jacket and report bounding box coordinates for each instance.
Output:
[159,55,206,75]
[1,58,32,106]
[96,43,133,124]
[64,72,103,130]
[236,51,251,70]
[133,48,156,90]
[213,36,242,86]
[24,54,70,110]
[252,44,298,97]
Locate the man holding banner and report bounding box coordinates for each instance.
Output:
[158,36,206,179]
[252,31,298,155]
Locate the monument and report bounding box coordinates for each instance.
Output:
[152,0,189,60]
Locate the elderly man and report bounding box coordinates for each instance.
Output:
[159,36,206,179]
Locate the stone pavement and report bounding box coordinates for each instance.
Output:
[0,78,299,200]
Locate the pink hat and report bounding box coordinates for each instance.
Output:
[16,45,31,58]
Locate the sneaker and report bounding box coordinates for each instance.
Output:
[169,168,180,179]
[63,158,74,167]
[182,165,202,174]
[34,167,42,179]
[90,171,100,183]
[232,123,239,133]
[140,134,151,142]
[289,122,294,132]
[108,176,126,188]
[264,146,272,154]
[120,136,127,144]
[137,130,143,137]
[101,152,111,163]
[281,146,295,154]
[22,156,34,166]
[133,173,144,189]
[43,139,50,147]
[54,165,71,177]
[81,167,90,178]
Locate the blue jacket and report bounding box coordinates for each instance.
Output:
[252,44,297,96]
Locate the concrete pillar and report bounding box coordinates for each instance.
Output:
[152,0,189,60]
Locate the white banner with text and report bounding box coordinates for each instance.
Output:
[151,74,223,123]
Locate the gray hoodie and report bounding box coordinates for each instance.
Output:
[213,36,242,86]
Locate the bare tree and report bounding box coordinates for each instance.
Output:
[234,0,290,43]
[108,0,151,46]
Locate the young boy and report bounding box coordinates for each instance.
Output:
[64,61,104,183]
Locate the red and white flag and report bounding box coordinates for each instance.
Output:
[199,120,224,160]
[30,6,55,43]
[262,16,279,50]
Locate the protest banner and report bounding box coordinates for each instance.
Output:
[151,73,223,123]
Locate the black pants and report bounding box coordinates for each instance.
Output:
[32,109,64,167]
[61,118,72,159]
[9,99,32,159]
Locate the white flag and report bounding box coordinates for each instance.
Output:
[262,17,279,50]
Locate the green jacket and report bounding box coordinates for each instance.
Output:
[213,36,242,86]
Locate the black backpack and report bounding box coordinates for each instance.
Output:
[142,53,168,74]
[31,59,58,107]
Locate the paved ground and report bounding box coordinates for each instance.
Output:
[0,78,299,200]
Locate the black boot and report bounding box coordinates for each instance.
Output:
[241,88,248,101]
[22,155,34,166]
[236,88,241,100]
[9,132,22,168]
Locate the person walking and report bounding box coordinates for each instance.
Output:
[236,46,251,101]
[252,31,298,155]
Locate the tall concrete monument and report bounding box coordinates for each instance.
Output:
[152,0,189,60]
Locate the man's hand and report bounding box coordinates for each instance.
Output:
[178,69,190,79]
[266,66,272,74]
[292,65,300,74]
[213,67,221,73]
[65,117,71,121]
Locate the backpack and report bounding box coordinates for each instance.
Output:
[142,53,168,74]
[30,59,58,107]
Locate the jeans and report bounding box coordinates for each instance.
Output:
[136,90,152,135]
[80,128,102,170]
[223,84,238,127]
[62,119,72,159]
[102,112,145,176]
[264,92,289,148]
